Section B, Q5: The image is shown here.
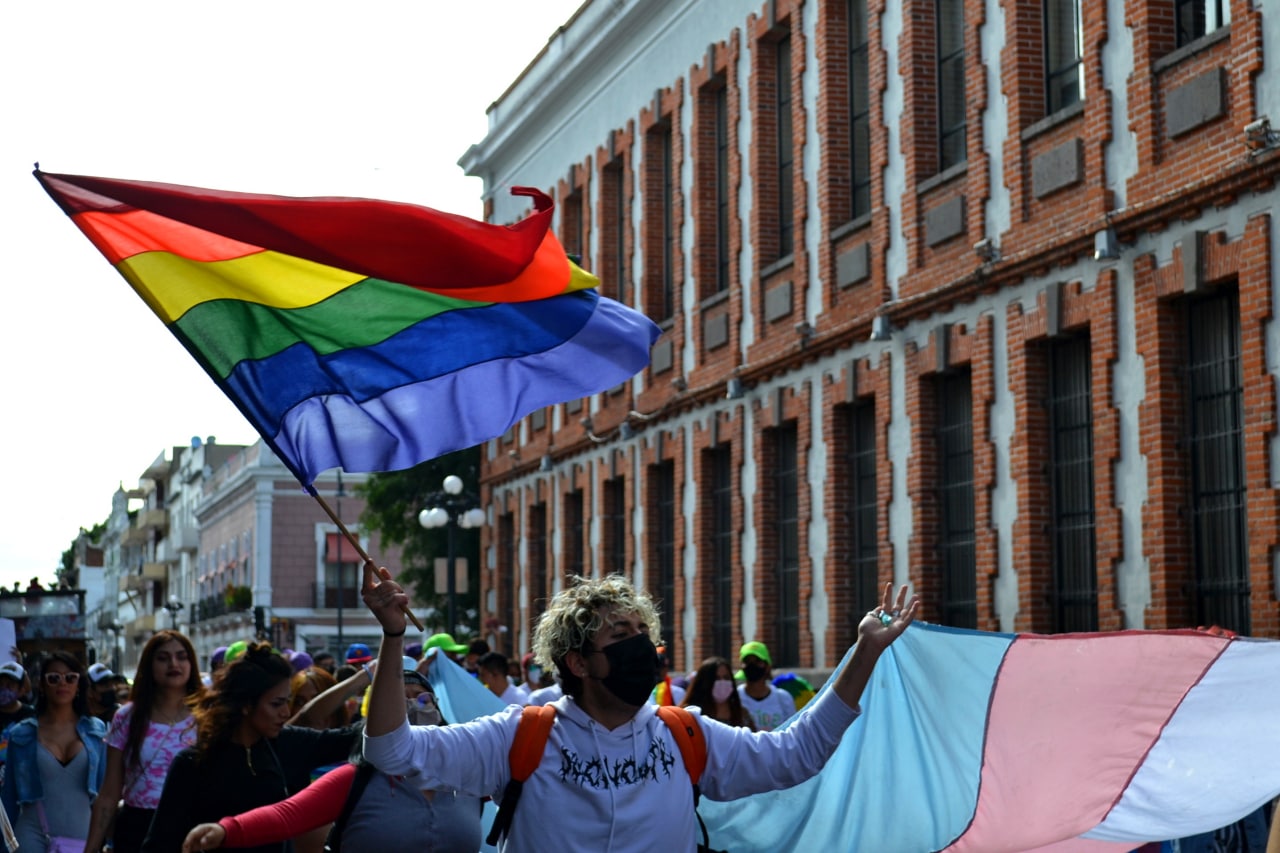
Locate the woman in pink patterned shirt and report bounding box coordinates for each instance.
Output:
[84,630,204,853]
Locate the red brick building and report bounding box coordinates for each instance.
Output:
[463,0,1280,671]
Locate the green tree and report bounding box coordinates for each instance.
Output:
[356,447,483,637]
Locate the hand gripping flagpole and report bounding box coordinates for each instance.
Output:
[309,489,425,633]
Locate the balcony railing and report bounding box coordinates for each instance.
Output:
[191,586,252,623]
[137,508,168,531]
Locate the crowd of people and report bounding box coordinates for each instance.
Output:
[0,564,1272,852]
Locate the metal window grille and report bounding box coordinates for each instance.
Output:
[845,402,879,618]
[565,490,585,580]
[937,0,967,170]
[660,126,676,321]
[714,85,731,293]
[936,371,977,628]
[775,423,801,665]
[499,513,516,641]
[848,0,872,219]
[654,462,677,623]
[1176,0,1230,47]
[1186,289,1249,633]
[609,161,628,306]
[529,503,548,620]
[710,446,735,658]
[1047,335,1098,632]
[605,476,627,574]
[1044,0,1084,114]
[564,190,584,259]
[777,36,795,259]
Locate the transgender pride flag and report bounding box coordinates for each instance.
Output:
[700,623,1280,852]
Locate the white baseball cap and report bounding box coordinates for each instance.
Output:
[88,662,115,683]
[0,662,24,682]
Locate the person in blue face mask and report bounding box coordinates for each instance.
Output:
[361,569,920,853]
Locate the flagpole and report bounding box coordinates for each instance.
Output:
[308,488,425,633]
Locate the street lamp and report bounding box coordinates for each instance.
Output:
[418,475,485,636]
[163,595,185,630]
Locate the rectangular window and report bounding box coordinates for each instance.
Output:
[849,0,872,219]
[1047,336,1098,632]
[709,446,735,658]
[607,161,628,306]
[498,513,516,639]
[653,462,677,624]
[565,490,585,580]
[774,423,801,666]
[936,372,977,628]
[529,503,548,620]
[1186,289,1249,633]
[657,124,676,321]
[563,189,585,261]
[323,533,359,609]
[1176,0,1230,48]
[776,36,795,260]
[605,476,627,573]
[714,85,731,294]
[1045,0,1084,115]
[845,402,879,616]
[937,0,967,171]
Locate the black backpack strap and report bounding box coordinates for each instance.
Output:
[324,762,378,853]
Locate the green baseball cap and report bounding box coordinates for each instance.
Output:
[424,633,468,655]
[739,640,772,666]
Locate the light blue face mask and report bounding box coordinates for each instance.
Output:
[0,688,17,706]
[527,665,542,684]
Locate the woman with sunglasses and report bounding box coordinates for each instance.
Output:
[178,659,483,853]
[84,630,204,853]
[0,651,107,852]
[141,642,358,853]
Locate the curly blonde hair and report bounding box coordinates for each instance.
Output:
[532,574,662,672]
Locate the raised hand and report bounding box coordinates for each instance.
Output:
[856,582,920,653]
[361,560,408,636]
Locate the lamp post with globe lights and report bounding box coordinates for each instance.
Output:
[418,475,485,637]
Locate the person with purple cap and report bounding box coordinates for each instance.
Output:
[203,646,229,688]
[287,651,313,674]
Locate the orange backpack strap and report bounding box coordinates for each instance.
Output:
[509,705,557,781]
[486,705,557,846]
[655,705,707,786]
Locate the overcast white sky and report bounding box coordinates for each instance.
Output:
[0,1,584,589]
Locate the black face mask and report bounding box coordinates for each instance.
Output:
[743,663,769,683]
[591,634,660,707]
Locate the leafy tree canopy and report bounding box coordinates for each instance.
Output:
[356,446,483,636]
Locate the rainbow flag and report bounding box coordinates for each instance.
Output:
[36,170,660,484]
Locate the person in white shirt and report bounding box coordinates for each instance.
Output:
[360,567,918,853]
[736,641,797,732]
[478,652,527,706]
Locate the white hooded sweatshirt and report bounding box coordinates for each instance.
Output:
[363,687,858,853]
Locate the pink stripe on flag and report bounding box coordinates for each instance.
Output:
[945,631,1227,853]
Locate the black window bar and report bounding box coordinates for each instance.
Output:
[1044,0,1084,115]
[848,0,872,219]
[710,446,735,659]
[654,461,677,624]
[936,371,977,628]
[714,85,731,294]
[775,423,801,665]
[565,490,585,580]
[845,401,880,620]
[529,503,548,622]
[1047,335,1098,632]
[606,476,627,574]
[1186,288,1249,634]
[776,35,795,260]
[499,513,516,645]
